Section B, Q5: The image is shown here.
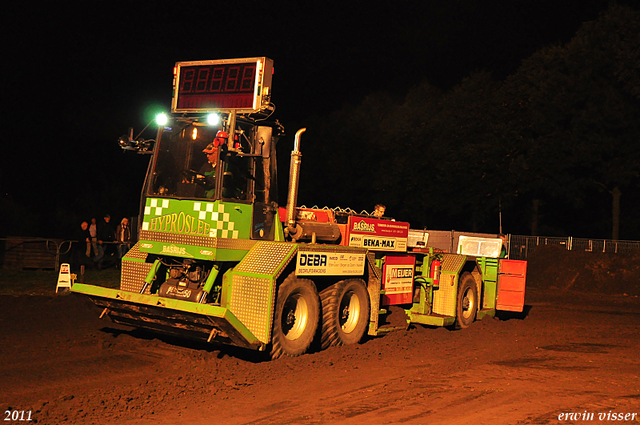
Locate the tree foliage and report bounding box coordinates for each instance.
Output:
[499,3,640,236]
[297,4,640,238]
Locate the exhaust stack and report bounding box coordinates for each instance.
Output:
[286,128,306,236]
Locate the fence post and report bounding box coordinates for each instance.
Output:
[450,229,455,253]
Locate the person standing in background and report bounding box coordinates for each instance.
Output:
[373,204,386,218]
[97,214,116,269]
[115,217,132,268]
[87,218,99,258]
[74,221,91,272]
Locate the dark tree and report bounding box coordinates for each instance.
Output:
[498,4,640,238]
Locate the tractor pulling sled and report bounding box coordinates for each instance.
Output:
[72,57,527,359]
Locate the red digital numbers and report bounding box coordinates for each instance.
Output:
[209,68,225,92]
[195,68,211,92]
[240,67,255,90]
[179,64,256,95]
[180,69,196,93]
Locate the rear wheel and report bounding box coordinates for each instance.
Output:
[456,272,478,329]
[271,273,320,359]
[320,279,370,349]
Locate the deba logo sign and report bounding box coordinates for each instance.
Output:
[298,253,328,267]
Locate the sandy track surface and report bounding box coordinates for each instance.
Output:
[1,287,639,424]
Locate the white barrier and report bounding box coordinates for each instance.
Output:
[56,263,75,293]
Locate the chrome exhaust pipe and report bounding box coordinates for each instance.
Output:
[286,128,306,235]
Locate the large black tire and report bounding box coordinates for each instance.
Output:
[320,279,370,349]
[271,273,320,359]
[456,272,478,329]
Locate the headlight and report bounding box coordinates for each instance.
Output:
[206,113,220,126]
[156,113,168,126]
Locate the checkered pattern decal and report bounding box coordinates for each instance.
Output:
[145,198,170,216]
[192,202,239,239]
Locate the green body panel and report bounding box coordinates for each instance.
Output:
[477,257,499,310]
[476,309,496,320]
[406,252,478,327]
[407,313,456,327]
[405,253,437,323]
[138,198,255,261]
[71,283,262,350]
[406,254,503,327]
[274,218,285,241]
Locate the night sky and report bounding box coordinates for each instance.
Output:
[2,0,627,238]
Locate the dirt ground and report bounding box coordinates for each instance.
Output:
[1,246,639,424]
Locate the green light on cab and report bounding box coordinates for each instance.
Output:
[156,113,168,126]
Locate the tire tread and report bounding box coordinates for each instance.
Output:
[320,279,369,349]
[270,272,320,359]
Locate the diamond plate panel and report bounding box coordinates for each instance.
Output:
[234,242,297,278]
[432,254,466,317]
[121,261,154,294]
[123,242,147,260]
[120,244,153,294]
[433,254,467,316]
[139,230,257,250]
[441,253,466,273]
[432,273,457,316]
[229,275,273,343]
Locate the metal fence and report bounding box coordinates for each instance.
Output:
[509,235,640,260]
[3,232,639,270]
[415,231,640,260]
[0,238,73,271]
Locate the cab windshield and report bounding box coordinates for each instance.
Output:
[147,122,252,201]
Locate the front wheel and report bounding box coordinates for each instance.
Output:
[456,272,478,329]
[320,279,370,349]
[271,273,320,359]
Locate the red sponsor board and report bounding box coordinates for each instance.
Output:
[349,217,409,237]
[382,254,415,306]
[348,217,410,252]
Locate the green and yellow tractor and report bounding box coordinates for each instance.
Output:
[72,57,527,359]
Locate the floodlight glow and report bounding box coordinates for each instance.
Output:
[206,113,220,126]
[156,113,168,126]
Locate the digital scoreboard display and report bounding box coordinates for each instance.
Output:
[171,57,273,113]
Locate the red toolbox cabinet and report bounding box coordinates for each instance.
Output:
[496,259,527,312]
